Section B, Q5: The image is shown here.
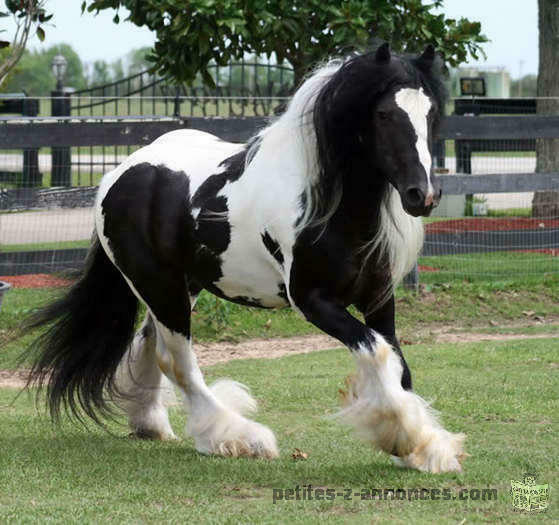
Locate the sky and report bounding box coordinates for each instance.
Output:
[5,0,539,78]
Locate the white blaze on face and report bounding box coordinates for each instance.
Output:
[394,87,434,201]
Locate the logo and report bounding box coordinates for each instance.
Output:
[510,474,549,512]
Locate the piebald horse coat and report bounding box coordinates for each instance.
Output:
[24,44,465,473]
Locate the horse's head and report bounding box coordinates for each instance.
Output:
[310,43,446,225]
[371,44,442,217]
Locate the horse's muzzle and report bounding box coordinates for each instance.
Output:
[402,186,442,217]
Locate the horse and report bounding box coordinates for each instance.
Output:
[23,43,465,473]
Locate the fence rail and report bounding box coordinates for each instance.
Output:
[442,115,559,140]
[1,114,558,194]
[439,173,559,194]
[1,111,558,280]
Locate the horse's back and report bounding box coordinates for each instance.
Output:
[96,129,241,228]
[131,129,242,191]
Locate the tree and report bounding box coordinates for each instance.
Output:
[111,57,124,80]
[83,0,487,87]
[533,0,559,218]
[2,43,88,95]
[510,74,537,98]
[90,59,112,85]
[0,0,52,87]
[126,46,152,76]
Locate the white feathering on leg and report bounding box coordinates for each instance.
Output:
[185,378,277,458]
[187,408,279,459]
[337,336,466,473]
[210,378,258,416]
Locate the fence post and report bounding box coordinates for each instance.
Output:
[51,89,72,186]
[403,263,419,292]
[456,140,473,214]
[21,97,41,187]
[173,85,181,118]
[433,139,446,170]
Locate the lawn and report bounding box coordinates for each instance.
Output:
[0,239,90,253]
[0,168,106,190]
[419,251,559,284]
[0,338,557,523]
[0,274,557,521]
[1,277,559,370]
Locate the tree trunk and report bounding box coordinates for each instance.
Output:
[534,0,559,217]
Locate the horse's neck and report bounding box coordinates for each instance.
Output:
[333,173,387,234]
[249,119,313,194]
[252,113,386,243]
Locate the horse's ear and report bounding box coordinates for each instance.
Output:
[417,44,436,70]
[375,43,391,64]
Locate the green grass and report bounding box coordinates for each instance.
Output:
[419,252,559,285]
[395,277,559,330]
[0,169,105,190]
[487,208,532,218]
[0,339,557,523]
[2,277,559,370]
[42,170,105,188]
[0,239,90,252]
[449,323,559,337]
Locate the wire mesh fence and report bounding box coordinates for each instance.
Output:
[0,95,558,285]
[423,95,558,284]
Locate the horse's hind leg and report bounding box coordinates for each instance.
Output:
[115,313,177,440]
[124,269,278,458]
[153,312,278,458]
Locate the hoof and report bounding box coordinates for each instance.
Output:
[128,428,177,441]
[214,437,279,459]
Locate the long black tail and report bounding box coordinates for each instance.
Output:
[22,235,139,425]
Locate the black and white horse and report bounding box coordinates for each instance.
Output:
[25,44,465,473]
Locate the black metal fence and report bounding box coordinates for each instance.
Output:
[65,60,293,182]
[0,59,294,190]
[71,60,294,118]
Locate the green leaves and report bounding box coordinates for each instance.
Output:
[82,0,488,85]
[1,1,54,85]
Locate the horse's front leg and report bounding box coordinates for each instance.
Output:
[294,289,465,473]
[356,295,412,391]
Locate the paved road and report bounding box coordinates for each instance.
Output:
[0,154,128,171]
[0,208,94,245]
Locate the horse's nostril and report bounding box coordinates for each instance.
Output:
[405,188,424,207]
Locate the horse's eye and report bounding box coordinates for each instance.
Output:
[377,111,389,121]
